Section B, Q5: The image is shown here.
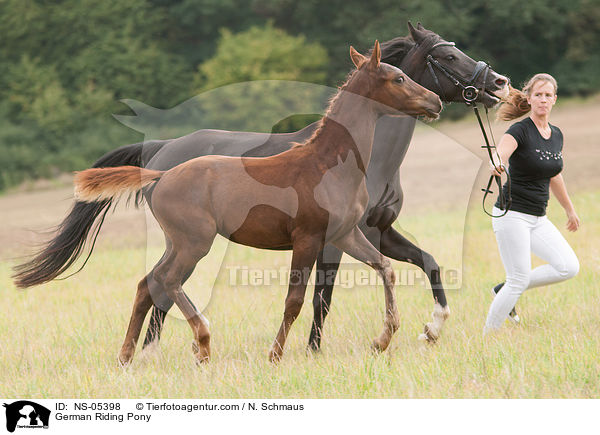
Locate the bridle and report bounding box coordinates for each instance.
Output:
[423,39,511,217]
[425,41,489,105]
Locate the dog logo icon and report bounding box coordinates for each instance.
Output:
[3,401,50,432]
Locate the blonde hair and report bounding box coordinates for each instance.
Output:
[496,73,558,121]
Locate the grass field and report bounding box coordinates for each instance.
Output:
[1,186,598,398]
[1,96,599,398]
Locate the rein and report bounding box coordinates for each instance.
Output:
[474,106,511,217]
[423,40,511,217]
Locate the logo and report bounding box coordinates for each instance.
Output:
[3,401,50,433]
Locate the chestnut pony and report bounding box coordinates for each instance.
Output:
[74,41,441,364]
[14,23,511,354]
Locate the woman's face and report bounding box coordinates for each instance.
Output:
[527,80,557,118]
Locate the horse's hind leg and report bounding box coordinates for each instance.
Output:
[118,272,157,366]
[142,269,196,349]
[142,307,166,348]
[151,219,216,363]
[380,227,450,343]
[118,247,177,366]
[333,227,398,352]
[154,249,212,363]
[308,244,343,352]
[142,237,200,349]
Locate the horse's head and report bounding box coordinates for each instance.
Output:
[350,41,442,120]
[381,22,509,107]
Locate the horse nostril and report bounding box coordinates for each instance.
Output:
[495,77,507,87]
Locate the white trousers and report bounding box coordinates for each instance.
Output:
[484,207,579,332]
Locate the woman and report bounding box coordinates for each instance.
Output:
[484,73,580,332]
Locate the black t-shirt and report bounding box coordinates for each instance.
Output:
[495,117,563,216]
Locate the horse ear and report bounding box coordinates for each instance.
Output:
[407,21,417,37]
[407,21,425,43]
[368,40,381,69]
[417,22,425,30]
[350,46,366,69]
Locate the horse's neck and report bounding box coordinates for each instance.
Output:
[312,91,379,172]
[368,115,417,178]
[362,44,434,179]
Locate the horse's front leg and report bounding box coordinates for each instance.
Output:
[269,235,323,363]
[379,227,450,343]
[333,227,398,352]
[308,244,343,352]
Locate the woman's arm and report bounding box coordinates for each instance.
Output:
[550,173,580,232]
[490,133,518,176]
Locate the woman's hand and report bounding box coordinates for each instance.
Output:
[489,161,504,177]
[566,210,580,232]
[550,174,579,232]
[489,134,517,177]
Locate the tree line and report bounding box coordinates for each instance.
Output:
[1,0,598,190]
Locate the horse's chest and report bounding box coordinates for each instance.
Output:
[319,180,367,236]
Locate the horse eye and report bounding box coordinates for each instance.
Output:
[395,76,404,83]
[446,54,456,61]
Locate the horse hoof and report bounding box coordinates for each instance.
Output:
[117,355,131,368]
[194,355,209,366]
[191,340,210,364]
[418,332,436,344]
[268,350,282,364]
[306,345,321,356]
[421,323,439,343]
[371,338,386,353]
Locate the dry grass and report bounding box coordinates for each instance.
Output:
[1,97,599,398]
[0,189,598,398]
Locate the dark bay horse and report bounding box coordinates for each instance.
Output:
[13,23,509,351]
[74,42,442,363]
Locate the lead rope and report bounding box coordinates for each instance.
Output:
[475,105,511,217]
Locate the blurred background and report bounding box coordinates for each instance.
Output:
[1,0,599,191]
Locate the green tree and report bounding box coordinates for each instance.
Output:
[195,21,328,90]
[0,0,191,189]
[153,0,263,66]
[551,0,600,95]
[1,0,599,191]
[193,22,329,132]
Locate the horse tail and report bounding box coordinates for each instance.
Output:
[12,141,165,289]
[74,166,164,203]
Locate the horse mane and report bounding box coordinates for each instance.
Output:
[376,31,443,63]
[378,35,416,65]
[293,68,360,148]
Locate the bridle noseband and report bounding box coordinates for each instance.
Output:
[421,39,511,217]
[425,41,490,105]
